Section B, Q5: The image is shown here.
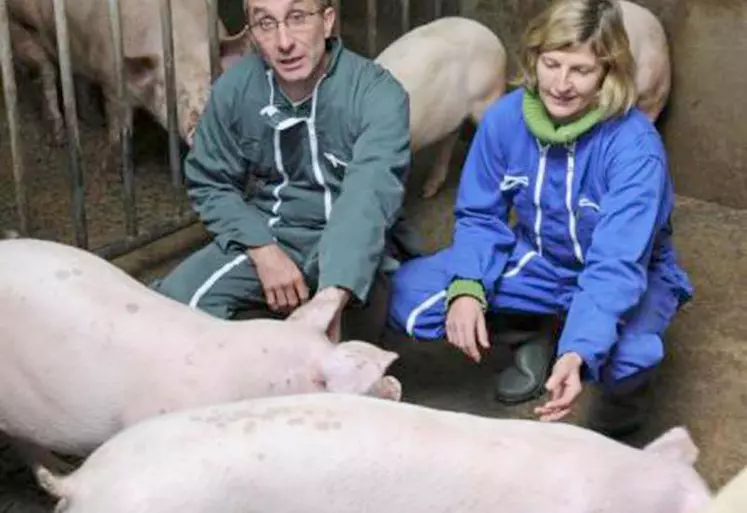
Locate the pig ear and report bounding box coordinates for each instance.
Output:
[219,26,251,71]
[643,426,700,466]
[366,376,403,401]
[286,295,339,334]
[124,55,160,90]
[320,341,400,395]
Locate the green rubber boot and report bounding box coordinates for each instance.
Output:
[493,328,555,405]
[586,373,654,441]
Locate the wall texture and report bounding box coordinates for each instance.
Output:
[659,1,747,209]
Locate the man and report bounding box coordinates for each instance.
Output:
[151,0,417,342]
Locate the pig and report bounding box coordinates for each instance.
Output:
[375,16,507,199]
[33,393,712,513]
[6,0,249,149]
[0,237,401,466]
[698,466,747,513]
[620,0,671,122]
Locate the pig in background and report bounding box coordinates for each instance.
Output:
[33,393,712,513]
[375,2,670,199]
[0,237,400,473]
[5,0,250,150]
[375,17,508,199]
[620,0,671,123]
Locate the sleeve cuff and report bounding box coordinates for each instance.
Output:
[557,292,621,382]
[447,279,487,309]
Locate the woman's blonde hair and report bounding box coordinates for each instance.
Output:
[514,0,637,120]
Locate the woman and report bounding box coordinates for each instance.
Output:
[388,0,693,436]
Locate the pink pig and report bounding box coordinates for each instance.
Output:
[36,393,711,513]
[620,0,672,122]
[0,238,400,467]
[375,16,507,199]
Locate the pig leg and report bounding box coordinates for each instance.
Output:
[10,438,77,476]
[9,21,65,145]
[37,59,64,145]
[422,130,459,199]
[87,94,132,200]
[419,80,505,199]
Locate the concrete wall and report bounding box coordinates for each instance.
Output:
[333,0,747,209]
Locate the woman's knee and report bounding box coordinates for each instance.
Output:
[599,331,664,389]
[388,251,453,339]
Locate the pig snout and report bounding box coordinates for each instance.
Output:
[180,108,199,147]
[183,102,203,146]
[367,375,403,401]
[177,85,209,146]
[320,341,400,396]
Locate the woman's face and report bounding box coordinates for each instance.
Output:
[536,41,605,123]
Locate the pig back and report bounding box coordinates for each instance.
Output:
[59,393,706,513]
[0,238,197,314]
[0,238,212,356]
[375,17,506,149]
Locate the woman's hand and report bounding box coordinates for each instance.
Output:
[445,296,490,363]
[534,352,584,421]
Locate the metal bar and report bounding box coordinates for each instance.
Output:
[159,0,182,187]
[367,0,377,57]
[108,0,137,237]
[0,0,29,235]
[433,0,442,18]
[401,0,409,34]
[93,212,199,261]
[53,0,88,248]
[206,0,220,82]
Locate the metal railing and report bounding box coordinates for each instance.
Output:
[0,0,222,260]
[0,0,447,261]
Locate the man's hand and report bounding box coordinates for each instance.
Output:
[247,244,309,313]
[534,352,584,421]
[445,296,490,363]
[313,286,351,342]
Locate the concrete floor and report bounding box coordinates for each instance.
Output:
[1,72,747,510]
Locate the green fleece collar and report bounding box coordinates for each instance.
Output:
[522,90,603,144]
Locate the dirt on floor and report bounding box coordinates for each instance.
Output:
[0,69,192,250]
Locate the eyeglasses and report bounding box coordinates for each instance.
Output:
[250,9,324,35]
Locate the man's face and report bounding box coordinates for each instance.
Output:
[247,0,335,85]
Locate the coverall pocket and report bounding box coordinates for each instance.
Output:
[576,200,601,251]
[241,136,283,187]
